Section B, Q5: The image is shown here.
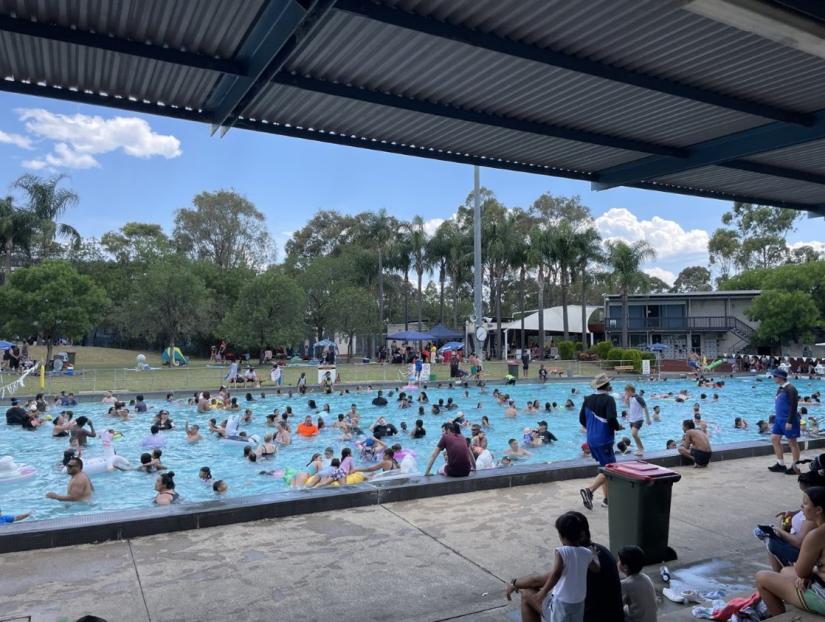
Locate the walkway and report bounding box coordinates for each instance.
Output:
[0,454,811,622]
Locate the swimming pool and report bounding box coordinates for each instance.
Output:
[0,376,817,522]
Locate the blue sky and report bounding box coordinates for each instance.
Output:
[1,91,823,285]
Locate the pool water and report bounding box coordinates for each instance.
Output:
[0,376,816,522]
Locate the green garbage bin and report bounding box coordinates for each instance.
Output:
[601,461,681,565]
[507,361,520,377]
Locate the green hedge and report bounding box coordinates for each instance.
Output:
[595,341,613,359]
[558,341,576,360]
[607,348,626,362]
[624,348,643,371]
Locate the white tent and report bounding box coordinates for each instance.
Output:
[501,306,601,335]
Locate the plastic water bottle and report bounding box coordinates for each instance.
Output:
[660,566,671,583]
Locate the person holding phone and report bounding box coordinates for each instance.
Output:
[757,471,825,571]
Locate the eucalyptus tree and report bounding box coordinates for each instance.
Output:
[548,221,579,341]
[427,220,457,325]
[510,209,536,350]
[606,240,656,347]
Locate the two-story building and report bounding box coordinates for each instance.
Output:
[603,290,759,359]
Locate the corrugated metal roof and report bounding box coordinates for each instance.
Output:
[0,0,264,58]
[285,11,768,148]
[0,31,220,108]
[0,0,823,209]
[654,166,825,204]
[386,0,825,113]
[248,83,643,171]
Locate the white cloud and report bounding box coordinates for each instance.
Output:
[790,241,825,254]
[594,207,709,263]
[0,130,32,149]
[644,267,676,286]
[422,218,445,237]
[14,108,181,170]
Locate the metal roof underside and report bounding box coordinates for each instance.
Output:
[1,0,824,211]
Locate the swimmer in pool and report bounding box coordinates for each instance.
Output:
[504,401,518,418]
[504,438,532,459]
[734,417,749,430]
[213,480,227,494]
[185,421,203,442]
[257,433,277,458]
[354,448,400,476]
[275,421,291,445]
[291,453,323,488]
[199,466,213,486]
[46,457,93,502]
[154,472,178,505]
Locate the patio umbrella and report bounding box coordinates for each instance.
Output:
[438,341,464,354]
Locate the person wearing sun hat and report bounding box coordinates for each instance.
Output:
[579,373,622,510]
[768,368,801,475]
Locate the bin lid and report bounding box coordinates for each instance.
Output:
[604,460,681,482]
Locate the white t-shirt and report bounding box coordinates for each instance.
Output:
[270,367,281,382]
[628,395,647,423]
[475,449,494,470]
[553,545,594,604]
[791,510,805,535]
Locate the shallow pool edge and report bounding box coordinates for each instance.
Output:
[2,437,820,554]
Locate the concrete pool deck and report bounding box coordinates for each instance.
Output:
[1,452,819,622]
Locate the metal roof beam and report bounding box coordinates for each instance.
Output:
[718,159,825,186]
[628,180,822,212]
[592,108,825,189]
[0,78,208,123]
[207,0,335,135]
[335,0,813,127]
[0,15,245,75]
[272,73,687,158]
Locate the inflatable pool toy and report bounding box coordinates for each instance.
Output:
[346,471,367,484]
[220,433,259,446]
[69,431,131,475]
[706,359,724,370]
[0,455,36,484]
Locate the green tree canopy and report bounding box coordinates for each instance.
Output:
[748,290,820,346]
[0,261,108,361]
[221,269,305,359]
[125,258,210,350]
[330,286,380,361]
[100,222,171,264]
[14,174,80,261]
[173,190,273,270]
[672,266,712,292]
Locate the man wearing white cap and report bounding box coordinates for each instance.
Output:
[580,374,622,509]
[768,368,801,475]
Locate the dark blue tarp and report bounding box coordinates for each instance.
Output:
[429,323,464,340]
[386,330,434,341]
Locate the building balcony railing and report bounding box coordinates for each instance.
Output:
[605,315,754,334]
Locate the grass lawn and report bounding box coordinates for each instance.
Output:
[1,346,609,395]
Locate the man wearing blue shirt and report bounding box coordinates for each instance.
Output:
[579,374,622,509]
[768,368,800,475]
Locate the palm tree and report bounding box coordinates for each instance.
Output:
[386,228,413,330]
[427,221,456,324]
[484,210,516,359]
[548,221,579,341]
[365,209,394,345]
[0,196,36,284]
[14,174,80,260]
[571,227,603,350]
[606,240,656,347]
[509,209,534,351]
[527,227,552,355]
[408,215,430,333]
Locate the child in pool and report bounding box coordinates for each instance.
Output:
[199,466,213,486]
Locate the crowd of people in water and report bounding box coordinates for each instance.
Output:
[5,364,825,620]
[5,366,817,518]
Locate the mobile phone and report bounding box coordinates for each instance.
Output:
[758,524,777,537]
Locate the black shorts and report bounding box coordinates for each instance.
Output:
[691,448,712,466]
[630,420,644,430]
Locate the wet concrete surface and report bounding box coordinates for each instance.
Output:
[0,454,816,621]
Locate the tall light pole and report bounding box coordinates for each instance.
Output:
[472,165,484,361]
